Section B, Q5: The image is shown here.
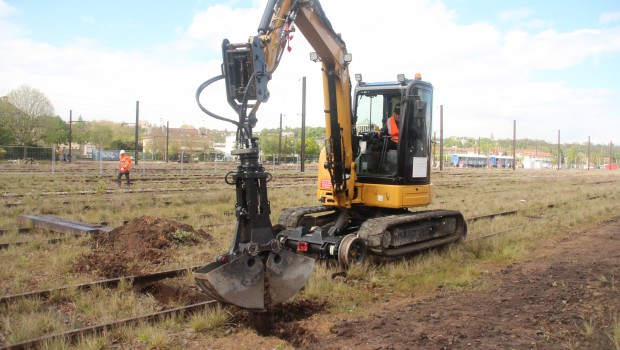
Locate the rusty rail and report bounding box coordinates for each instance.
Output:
[1,301,216,350]
[0,266,202,305]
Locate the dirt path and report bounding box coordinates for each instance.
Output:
[302,218,620,350]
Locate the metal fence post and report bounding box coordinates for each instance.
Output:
[52,146,56,174]
[99,149,103,176]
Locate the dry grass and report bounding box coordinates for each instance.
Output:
[188,304,229,333]
[0,166,619,346]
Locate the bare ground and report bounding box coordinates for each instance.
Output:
[296,218,620,350]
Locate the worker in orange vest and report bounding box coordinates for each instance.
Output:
[117,150,132,187]
[386,104,400,143]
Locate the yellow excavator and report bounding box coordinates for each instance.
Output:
[194,0,466,310]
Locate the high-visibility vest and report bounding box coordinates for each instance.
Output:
[119,154,132,172]
[387,116,399,143]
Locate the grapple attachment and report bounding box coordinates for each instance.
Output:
[194,250,314,310]
[194,34,317,310]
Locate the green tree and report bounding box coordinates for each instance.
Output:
[89,121,115,149]
[5,85,54,157]
[305,126,326,139]
[41,115,69,146]
[110,139,135,150]
[70,115,90,145]
[296,137,320,159]
[258,131,280,158]
[0,97,19,145]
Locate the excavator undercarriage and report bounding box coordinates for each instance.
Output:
[276,206,467,267]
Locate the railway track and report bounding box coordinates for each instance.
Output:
[0,193,603,250]
[0,200,605,349]
[1,301,216,350]
[0,266,202,305]
[0,181,315,200]
[0,266,211,350]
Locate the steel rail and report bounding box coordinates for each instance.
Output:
[1,301,216,350]
[0,266,202,305]
[0,181,315,200]
[0,238,66,250]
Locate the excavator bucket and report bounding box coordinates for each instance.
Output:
[265,250,315,306]
[194,250,314,310]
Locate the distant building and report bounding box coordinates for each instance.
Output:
[142,126,213,154]
[522,156,552,169]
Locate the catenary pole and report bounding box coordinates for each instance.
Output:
[439,105,444,171]
[135,101,139,165]
[512,120,516,171]
[69,110,72,162]
[557,130,561,170]
[301,76,306,172]
[587,136,590,170]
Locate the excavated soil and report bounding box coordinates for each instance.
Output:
[232,297,328,348]
[72,216,211,278]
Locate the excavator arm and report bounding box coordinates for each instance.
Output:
[222,0,356,204]
[194,0,356,310]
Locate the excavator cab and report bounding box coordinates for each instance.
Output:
[354,75,433,187]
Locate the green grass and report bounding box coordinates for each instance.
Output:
[0,167,619,346]
[188,304,229,333]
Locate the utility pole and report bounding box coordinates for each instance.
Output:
[557,130,561,170]
[135,101,139,165]
[69,110,72,162]
[433,131,437,168]
[439,105,444,171]
[278,113,283,164]
[301,76,306,172]
[166,121,169,163]
[512,120,516,171]
[610,141,613,170]
[587,136,590,170]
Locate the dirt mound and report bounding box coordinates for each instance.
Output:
[73,216,211,278]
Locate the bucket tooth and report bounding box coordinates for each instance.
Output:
[194,254,265,310]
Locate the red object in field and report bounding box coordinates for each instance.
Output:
[297,241,309,252]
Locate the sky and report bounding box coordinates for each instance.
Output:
[1,0,619,144]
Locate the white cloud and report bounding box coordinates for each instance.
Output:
[600,11,620,24]
[1,0,619,144]
[498,7,531,22]
[0,0,16,17]
[186,4,264,52]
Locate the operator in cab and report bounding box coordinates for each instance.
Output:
[381,104,400,150]
[387,105,400,143]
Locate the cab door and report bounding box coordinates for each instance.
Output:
[401,86,432,185]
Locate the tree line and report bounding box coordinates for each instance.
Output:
[1,85,139,151]
[1,85,615,165]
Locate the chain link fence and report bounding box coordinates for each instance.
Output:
[0,146,317,177]
[0,146,57,171]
